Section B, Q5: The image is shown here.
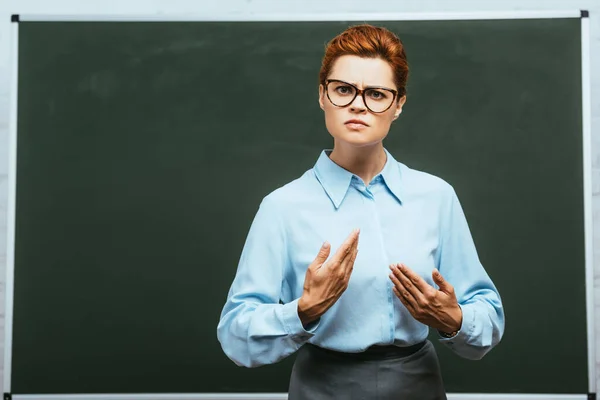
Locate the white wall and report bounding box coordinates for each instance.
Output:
[0,0,598,395]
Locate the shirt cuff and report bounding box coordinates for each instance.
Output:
[280,298,320,343]
[438,303,475,348]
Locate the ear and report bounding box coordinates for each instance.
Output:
[393,95,407,120]
[319,84,325,111]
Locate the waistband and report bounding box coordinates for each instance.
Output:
[306,340,427,361]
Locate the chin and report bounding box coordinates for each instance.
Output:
[332,131,386,148]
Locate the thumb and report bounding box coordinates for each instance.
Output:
[432,269,452,293]
[314,241,331,265]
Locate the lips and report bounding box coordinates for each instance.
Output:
[345,119,369,126]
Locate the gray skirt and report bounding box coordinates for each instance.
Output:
[288,340,447,400]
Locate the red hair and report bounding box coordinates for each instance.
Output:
[319,24,409,98]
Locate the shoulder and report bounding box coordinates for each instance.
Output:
[397,161,455,198]
[258,169,320,213]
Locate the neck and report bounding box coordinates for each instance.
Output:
[329,142,387,185]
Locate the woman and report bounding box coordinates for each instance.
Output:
[217,24,504,399]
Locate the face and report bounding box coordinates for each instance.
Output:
[319,55,406,149]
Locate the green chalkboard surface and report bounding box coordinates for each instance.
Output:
[12,17,586,395]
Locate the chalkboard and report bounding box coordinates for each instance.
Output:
[9,16,588,396]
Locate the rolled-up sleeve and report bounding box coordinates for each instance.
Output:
[216,194,318,368]
[436,187,505,360]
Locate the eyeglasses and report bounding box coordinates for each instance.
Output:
[324,79,398,113]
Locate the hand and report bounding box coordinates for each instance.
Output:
[389,263,462,334]
[298,229,360,327]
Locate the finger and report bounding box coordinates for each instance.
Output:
[390,264,426,304]
[312,241,331,266]
[329,228,360,267]
[396,263,430,294]
[342,246,359,280]
[392,286,417,315]
[389,268,417,305]
[432,269,453,294]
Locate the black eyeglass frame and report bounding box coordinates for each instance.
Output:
[324,79,400,113]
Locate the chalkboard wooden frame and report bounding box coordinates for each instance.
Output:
[3,10,594,400]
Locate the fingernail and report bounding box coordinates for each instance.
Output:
[323,241,330,248]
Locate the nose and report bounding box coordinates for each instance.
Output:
[349,92,367,113]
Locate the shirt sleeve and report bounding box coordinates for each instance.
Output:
[216,194,319,368]
[435,186,505,360]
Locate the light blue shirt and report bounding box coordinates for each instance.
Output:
[217,148,504,368]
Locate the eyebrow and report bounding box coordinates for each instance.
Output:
[329,78,395,90]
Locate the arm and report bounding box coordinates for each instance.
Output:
[435,187,505,360]
[216,195,317,368]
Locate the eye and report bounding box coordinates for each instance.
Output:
[367,89,388,100]
[335,85,354,95]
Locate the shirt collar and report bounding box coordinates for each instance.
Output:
[314,148,404,209]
